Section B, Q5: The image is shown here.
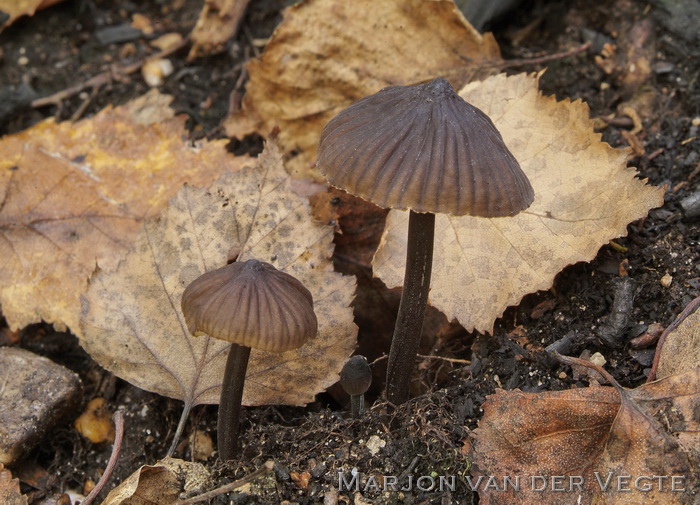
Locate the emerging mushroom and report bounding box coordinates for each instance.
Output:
[181,259,317,459]
[339,355,372,418]
[317,77,534,404]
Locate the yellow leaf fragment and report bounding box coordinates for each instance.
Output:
[80,141,357,406]
[0,90,251,332]
[0,0,63,32]
[224,0,501,179]
[373,73,664,332]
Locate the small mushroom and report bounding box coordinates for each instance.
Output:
[317,77,534,404]
[181,259,317,459]
[339,355,372,418]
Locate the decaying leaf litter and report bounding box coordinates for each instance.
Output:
[0,0,699,504]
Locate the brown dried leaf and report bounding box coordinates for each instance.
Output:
[0,90,251,332]
[657,302,700,379]
[224,0,501,179]
[0,464,28,505]
[0,0,63,32]
[373,73,664,332]
[471,368,700,505]
[79,141,357,406]
[102,457,209,505]
[188,0,251,59]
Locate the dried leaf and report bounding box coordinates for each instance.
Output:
[471,368,700,505]
[0,464,28,505]
[79,141,357,407]
[102,457,209,505]
[0,0,63,32]
[0,90,251,332]
[188,0,251,60]
[224,0,501,179]
[373,73,664,332]
[657,301,700,378]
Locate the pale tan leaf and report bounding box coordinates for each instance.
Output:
[0,464,28,505]
[0,0,64,32]
[0,90,251,332]
[373,73,664,333]
[657,300,700,379]
[223,0,501,179]
[102,457,209,505]
[188,0,251,60]
[79,141,357,406]
[471,368,700,505]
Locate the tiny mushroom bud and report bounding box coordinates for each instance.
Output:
[318,77,534,404]
[339,355,372,418]
[181,259,317,460]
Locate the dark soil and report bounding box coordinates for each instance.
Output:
[1,0,698,504]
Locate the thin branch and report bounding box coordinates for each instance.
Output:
[172,461,275,505]
[416,354,471,365]
[497,41,593,69]
[32,36,189,109]
[81,410,125,505]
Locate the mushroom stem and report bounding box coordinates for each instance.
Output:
[350,394,365,418]
[386,210,435,404]
[218,343,251,460]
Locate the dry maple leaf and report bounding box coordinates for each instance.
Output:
[373,72,664,333]
[224,0,501,179]
[0,90,251,332]
[79,141,357,414]
[471,365,700,505]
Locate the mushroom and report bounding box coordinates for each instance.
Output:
[317,77,534,404]
[181,259,317,459]
[339,355,372,418]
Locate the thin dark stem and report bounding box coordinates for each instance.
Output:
[82,410,125,505]
[385,210,435,404]
[350,394,365,418]
[218,343,251,460]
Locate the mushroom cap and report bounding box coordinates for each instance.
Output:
[339,355,372,396]
[181,259,318,353]
[317,77,534,217]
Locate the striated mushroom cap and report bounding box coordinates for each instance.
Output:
[317,77,534,217]
[181,259,317,353]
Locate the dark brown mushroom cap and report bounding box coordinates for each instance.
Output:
[317,77,534,217]
[181,259,318,353]
[339,355,372,396]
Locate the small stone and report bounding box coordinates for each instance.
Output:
[365,435,385,456]
[589,352,607,367]
[0,347,82,464]
[660,272,673,288]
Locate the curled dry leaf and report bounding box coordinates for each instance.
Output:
[188,0,252,60]
[471,368,700,505]
[102,457,209,505]
[656,299,700,379]
[0,464,28,505]
[0,90,251,332]
[224,0,501,179]
[80,141,357,407]
[0,0,64,32]
[373,73,664,333]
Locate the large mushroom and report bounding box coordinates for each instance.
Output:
[317,77,534,404]
[181,259,317,459]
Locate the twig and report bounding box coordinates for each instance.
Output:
[416,354,471,365]
[497,41,593,69]
[32,36,189,109]
[647,295,700,382]
[552,352,619,388]
[81,410,125,505]
[172,461,275,505]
